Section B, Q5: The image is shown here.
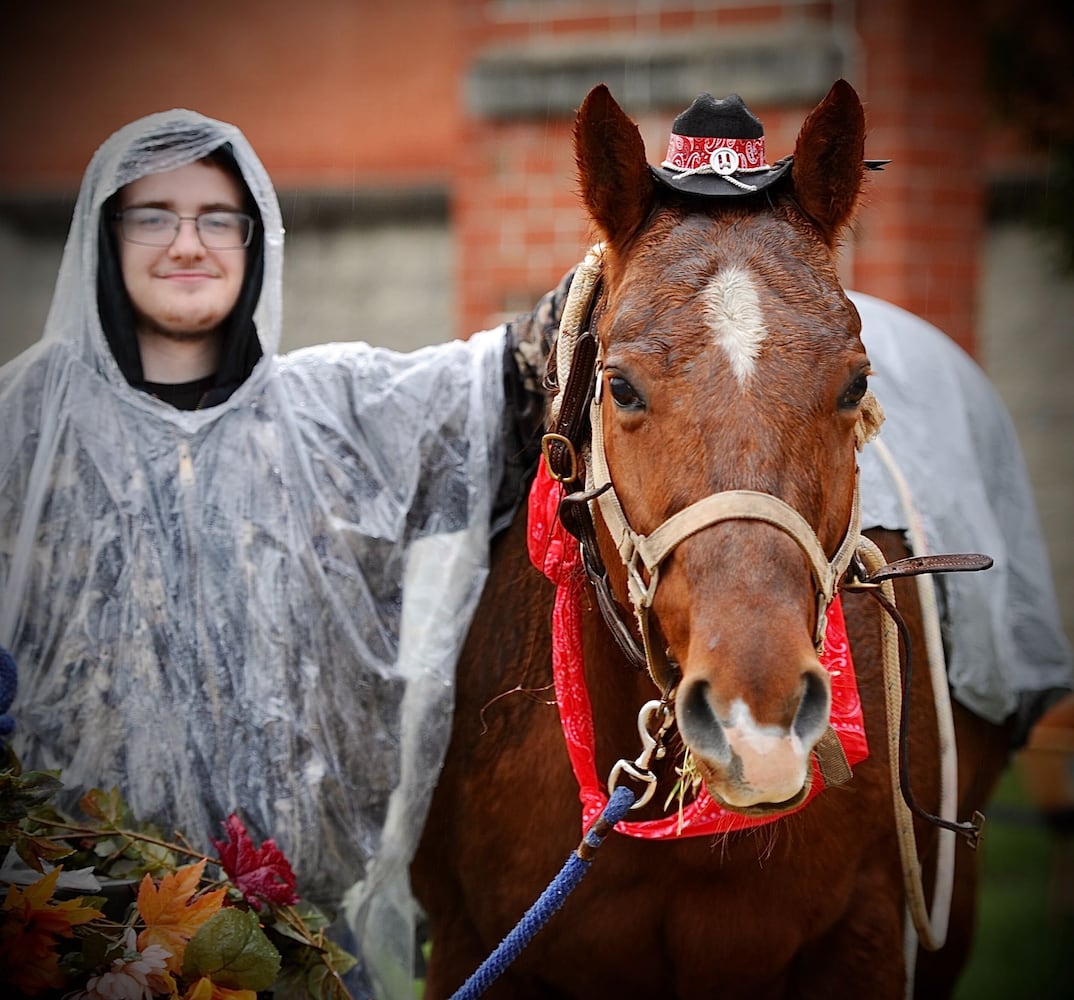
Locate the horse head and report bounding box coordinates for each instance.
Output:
[569,80,883,814]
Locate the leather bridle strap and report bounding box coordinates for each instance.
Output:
[545,244,606,441]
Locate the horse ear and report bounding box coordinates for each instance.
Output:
[574,84,655,249]
[791,79,867,245]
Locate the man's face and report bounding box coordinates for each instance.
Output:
[115,161,248,344]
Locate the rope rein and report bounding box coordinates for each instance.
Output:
[448,785,638,1000]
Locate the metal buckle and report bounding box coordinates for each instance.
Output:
[541,432,580,484]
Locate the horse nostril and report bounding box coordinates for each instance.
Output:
[792,669,832,746]
[678,679,730,762]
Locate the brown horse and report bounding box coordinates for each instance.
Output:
[412,80,1012,999]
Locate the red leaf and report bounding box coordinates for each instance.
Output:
[212,814,299,911]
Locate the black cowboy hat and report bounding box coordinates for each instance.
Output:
[650,91,887,198]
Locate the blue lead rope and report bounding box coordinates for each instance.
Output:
[449,784,637,1000]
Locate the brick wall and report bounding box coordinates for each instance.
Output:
[0,0,463,191]
[457,0,985,353]
[854,0,986,352]
[454,116,585,332]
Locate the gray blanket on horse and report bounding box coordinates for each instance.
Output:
[853,291,1071,739]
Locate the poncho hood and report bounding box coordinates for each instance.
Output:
[45,109,283,417]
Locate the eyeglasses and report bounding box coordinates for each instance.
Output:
[113,207,255,249]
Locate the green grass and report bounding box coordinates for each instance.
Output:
[955,764,1074,999]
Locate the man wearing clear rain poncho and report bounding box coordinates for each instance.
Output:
[0,109,564,995]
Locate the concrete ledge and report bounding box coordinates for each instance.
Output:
[0,186,450,238]
[277,187,449,230]
[466,27,849,119]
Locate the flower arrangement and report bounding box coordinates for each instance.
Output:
[0,748,357,999]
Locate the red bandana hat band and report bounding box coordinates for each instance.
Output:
[663,134,771,176]
[527,462,869,839]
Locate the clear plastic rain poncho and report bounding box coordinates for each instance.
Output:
[0,110,549,996]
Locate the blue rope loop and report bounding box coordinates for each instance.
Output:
[449,784,636,1000]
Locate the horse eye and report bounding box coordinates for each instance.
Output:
[608,375,643,409]
[839,373,869,409]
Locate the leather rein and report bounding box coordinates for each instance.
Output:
[539,246,993,953]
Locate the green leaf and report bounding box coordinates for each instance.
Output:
[92,836,118,858]
[265,902,330,946]
[0,768,64,823]
[269,965,313,1000]
[323,936,358,976]
[272,899,332,937]
[271,959,351,1000]
[59,927,128,978]
[268,918,311,946]
[134,838,177,873]
[182,907,281,990]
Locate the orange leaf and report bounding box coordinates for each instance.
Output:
[182,978,215,1000]
[1,866,103,933]
[137,859,226,973]
[182,977,257,1000]
[0,867,103,995]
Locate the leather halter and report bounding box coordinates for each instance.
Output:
[587,384,862,690]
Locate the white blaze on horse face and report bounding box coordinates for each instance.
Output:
[721,697,809,806]
[701,266,767,383]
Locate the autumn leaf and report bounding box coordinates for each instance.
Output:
[183,979,215,1000]
[182,975,257,1000]
[1,865,103,933]
[212,814,298,911]
[78,785,129,826]
[14,830,75,872]
[137,858,226,973]
[0,866,103,995]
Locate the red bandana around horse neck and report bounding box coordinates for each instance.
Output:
[527,462,870,839]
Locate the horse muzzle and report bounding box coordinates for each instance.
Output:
[676,664,832,812]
